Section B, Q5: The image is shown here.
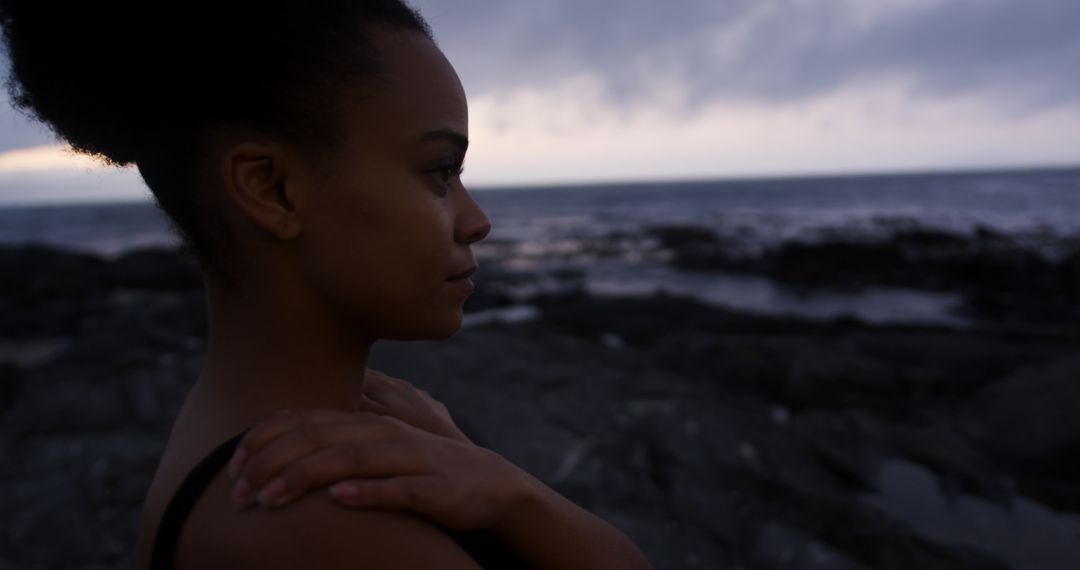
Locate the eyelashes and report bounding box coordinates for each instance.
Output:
[431,162,465,194]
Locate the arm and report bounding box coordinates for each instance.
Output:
[229,371,652,570]
[488,466,651,570]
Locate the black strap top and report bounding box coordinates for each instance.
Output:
[149,432,531,569]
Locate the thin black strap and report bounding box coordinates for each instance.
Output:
[148,430,532,569]
[149,431,247,570]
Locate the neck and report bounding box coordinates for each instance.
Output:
[186,275,374,435]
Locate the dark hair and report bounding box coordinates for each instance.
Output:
[0,1,431,267]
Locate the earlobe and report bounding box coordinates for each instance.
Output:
[222,143,303,240]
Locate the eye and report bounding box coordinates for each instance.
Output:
[430,162,465,195]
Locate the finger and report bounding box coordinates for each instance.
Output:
[361,370,402,396]
[364,367,390,380]
[234,416,390,506]
[363,368,402,390]
[361,375,419,410]
[256,443,428,508]
[329,475,441,513]
[228,409,356,478]
[365,369,419,395]
[353,392,390,414]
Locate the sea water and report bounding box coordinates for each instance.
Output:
[2,167,1078,325]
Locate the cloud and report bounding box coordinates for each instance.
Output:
[0,144,101,172]
[463,78,1080,187]
[1,0,1075,198]
[415,0,1080,114]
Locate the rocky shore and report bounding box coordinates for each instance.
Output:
[2,240,1079,569]
[644,222,1080,327]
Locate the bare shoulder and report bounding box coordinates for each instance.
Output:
[176,473,483,570]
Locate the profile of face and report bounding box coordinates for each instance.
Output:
[280,27,491,342]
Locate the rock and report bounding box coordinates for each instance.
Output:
[0,245,106,295]
[749,522,869,570]
[892,229,969,251]
[8,374,129,435]
[767,241,906,289]
[784,347,897,412]
[645,224,755,272]
[1060,250,1080,295]
[653,332,792,398]
[105,247,201,290]
[792,411,889,493]
[0,361,24,412]
[647,224,720,249]
[891,424,1010,503]
[961,356,1080,507]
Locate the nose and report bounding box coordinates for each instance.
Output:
[456,186,492,245]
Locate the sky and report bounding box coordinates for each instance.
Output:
[1,0,1079,204]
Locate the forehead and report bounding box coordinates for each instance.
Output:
[344,28,468,146]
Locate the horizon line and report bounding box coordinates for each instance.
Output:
[1,161,1078,209]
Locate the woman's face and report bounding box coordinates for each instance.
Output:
[293,27,491,341]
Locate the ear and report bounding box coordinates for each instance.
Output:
[221,142,303,240]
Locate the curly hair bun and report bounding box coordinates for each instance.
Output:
[2,3,191,164]
[2,1,430,167]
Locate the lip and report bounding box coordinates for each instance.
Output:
[446,265,477,296]
[445,276,475,296]
[447,265,477,281]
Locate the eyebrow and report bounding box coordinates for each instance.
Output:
[419,128,469,151]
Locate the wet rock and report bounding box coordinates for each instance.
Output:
[648,225,1080,325]
[647,224,752,272]
[0,245,106,295]
[962,356,1080,508]
[0,294,96,339]
[784,347,897,412]
[1060,250,1080,293]
[652,332,791,398]
[891,228,969,251]
[891,424,1010,503]
[0,361,24,412]
[792,411,889,493]
[768,241,906,289]
[647,225,721,249]
[8,374,128,435]
[749,523,869,570]
[105,247,201,290]
[963,357,1080,471]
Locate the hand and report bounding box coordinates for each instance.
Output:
[227,410,533,532]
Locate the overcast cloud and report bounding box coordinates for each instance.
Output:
[416,0,1080,113]
[1,0,1077,198]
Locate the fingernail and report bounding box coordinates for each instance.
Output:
[232,478,254,508]
[257,478,287,507]
[227,447,247,479]
[330,482,358,499]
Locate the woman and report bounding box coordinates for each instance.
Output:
[0,1,652,568]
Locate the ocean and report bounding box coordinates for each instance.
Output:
[3,167,1079,325]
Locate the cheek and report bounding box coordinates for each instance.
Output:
[299,194,461,338]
